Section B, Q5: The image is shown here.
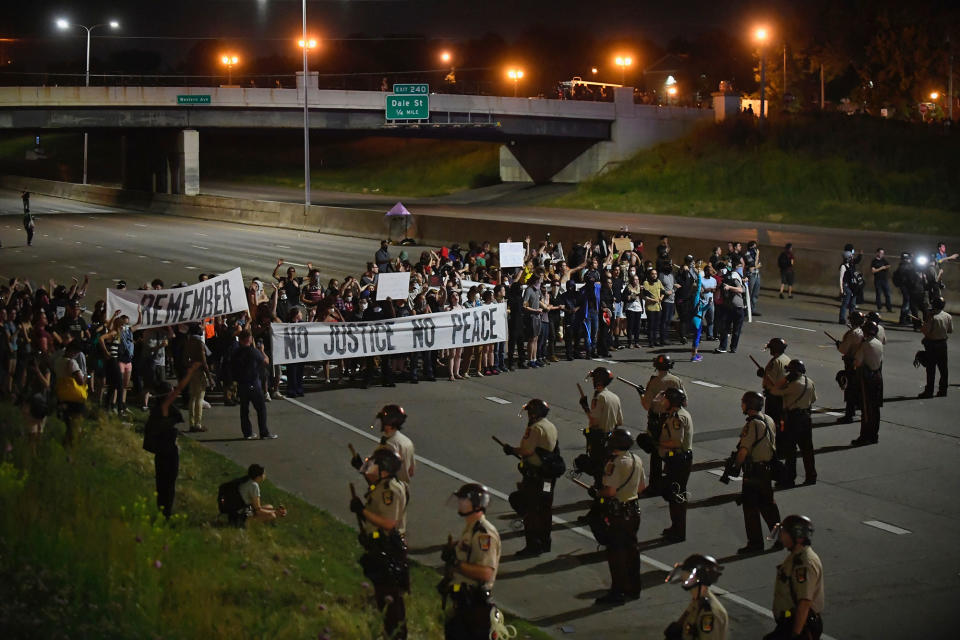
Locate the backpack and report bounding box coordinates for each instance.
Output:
[848,270,865,292]
[777,251,791,270]
[892,266,904,289]
[218,476,249,525]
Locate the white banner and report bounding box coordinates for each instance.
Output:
[499,242,526,268]
[376,272,411,300]
[106,268,249,329]
[271,303,507,364]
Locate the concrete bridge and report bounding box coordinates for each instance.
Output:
[0,84,712,193]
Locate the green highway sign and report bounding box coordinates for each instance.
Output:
[393,83,429,95]
[385,94,429,120]
[177,95,211,105]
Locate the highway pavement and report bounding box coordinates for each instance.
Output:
[2,189,958,639]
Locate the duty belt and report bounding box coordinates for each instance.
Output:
[785,407,811,414]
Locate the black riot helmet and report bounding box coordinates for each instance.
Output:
[866,311,882,324]
[741,391,764,413]
[785,359,806,376]
[771,514,814,545]
[930,296,945,312]
[606,428,634,453]
[684,254,695,266]
[653,354,674,371]
[664,387,687,409]
[588,366,614,387]
[452,483,490,515]
[522,398,550,421]
[764,337,787,355]
[666,553,724,589]
[368,447,402,477]
[862,320,879,338]
[848,310,865,327]
[376,404,407,429]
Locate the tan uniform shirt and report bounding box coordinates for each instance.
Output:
[854,337,883,371]
[738,414,776,462]
[773,545,825,617]
[763,354,791,392]
[361,476,408,536]
[769,375,817,410]
[875,323,887,345]
[642,372,684,410]
[680,590,729,640]
[453,515,501,591]
[382,430,415,484]
[923,311,953,340]
[838,328,863,361]
[602,452,644,502]
[519,417,559,468]
[659,407,693,457]
[590,387,624,433]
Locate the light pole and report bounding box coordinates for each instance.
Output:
[614,55,632,86]
[297,7,317,215]
[220,54,239,85]
[56,17,119,185]
[754,27,769,125]
[507,68,524,97]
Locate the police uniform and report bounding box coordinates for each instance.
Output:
[660,407,693,539]
[768,546,824,639]
[768,376,817,485]
[642,372,683,492]
[446,516,501,640]
[601,451,644,598]
[738,414,782,547]
[382,430,416,484]
[586,387,624,481]
[837,328,863,420]
[360,477,410,639]
[854,338,884,443]
[763,353,791,427]
[920,310,952,396]
[517,417,559,552]
[678,590,729,640]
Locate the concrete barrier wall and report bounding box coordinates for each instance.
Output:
[4,175,956,313]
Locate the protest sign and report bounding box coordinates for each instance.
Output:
[613,237,634,253]
[499,242,526,268]
[106,268,248,329]
[376,272,411,300]
[271,303,507,364]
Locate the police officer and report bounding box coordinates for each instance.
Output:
[350,448,409,640]
[579,367,624,483]
[852,320,883,446]
[835,311,864,423]
[759,338,790,425]
[664,554,729,640]
[440,483,501,640]
[592,428,645,605]
[767,360,817,487]
[865,311,886,345]
[502,399,559,556]
[639,355,684,496]
[353,404,416,485]
[659,388,693,542]
[764,515,824,640]
[735,392,783,554]
[918,296,952,398]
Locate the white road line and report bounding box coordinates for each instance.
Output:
[485,396,511,404]
[692,380,721,388]
[276,244,292,249]
[706,469,741,482]
[184,266,197,270]
[863,520,911,535]
[134,223,148,227]
[824,411,843,417]
[196,232,209,237]
[191,245,209,250]
[754,320,816,333]
[161,260,172,264]
[284,397,835,635]
[592,358,616,364]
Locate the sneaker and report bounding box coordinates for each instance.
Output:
[691,354,703,362]
[265,394,272,402]
[244,435,258,440]
[713,348,727,354]
[261,434,279,440]
[272,391,285,400]
[201,400,211,409]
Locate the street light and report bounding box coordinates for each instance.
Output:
[591,67,598,75]
[55,16,120,185]
[440,51,451,64]
[753,26,769,125]
[507,68,524,97]
[295,0,318,216]
[220,54,239,85]
[930,91,940,101]
[614,55,632,85]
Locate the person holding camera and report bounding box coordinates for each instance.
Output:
[713,264,745,354]
[239,464,287,523]
[733,392,782,554]
[502,398,559,557]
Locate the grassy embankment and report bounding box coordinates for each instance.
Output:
[0,405,547,639]
[549,114,960,235]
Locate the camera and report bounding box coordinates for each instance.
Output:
[718,451,741,484]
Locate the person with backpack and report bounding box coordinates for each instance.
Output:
[838,244,863,325]
[777,243,794,299]
[713,264,745,354]
[236,464,287,524]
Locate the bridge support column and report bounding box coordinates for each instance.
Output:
[177,129,200,196]
[121,129,199,195]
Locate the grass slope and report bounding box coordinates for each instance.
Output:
[0,405,547,640]
[549,115,960,235]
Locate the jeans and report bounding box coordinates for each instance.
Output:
[898,286,913,325]
[287,362,305,395]
[411,349,434,380]
[646,310,661,346]
[719,306,744,351]
[238,382,270,438]
[748,272,761,311]
[537,320,551,359]
[659,302,674,343]
[584,312,600,355]
[839,285,857,323]
[626,310,643,345]
[704,300,715,338]
[874,278,892,311]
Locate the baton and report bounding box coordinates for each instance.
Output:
[569,475,593,491]
[348,443,358,457]
[823,330,840,344]
[492,435,521,459]
[348,483,365,528]
[577,383,586,398]
[748,355,762,370]
[616,376,642,390]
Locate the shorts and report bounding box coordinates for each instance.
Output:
[780,271,795,286]
[118,361,133,376]
[524,314,541,339]
[613,302,625,319]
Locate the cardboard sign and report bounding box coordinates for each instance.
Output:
[376,272,412,300]
[499,242,526,268]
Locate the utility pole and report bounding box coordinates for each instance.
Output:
[783,43,787,103]
[949,36,954,122]
[820,64,825,110]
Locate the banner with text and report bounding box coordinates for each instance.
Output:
[271,303,507,364]
[106,268,249,329]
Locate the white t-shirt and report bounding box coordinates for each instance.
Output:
[700,276,717,303]
[239,479,261,506]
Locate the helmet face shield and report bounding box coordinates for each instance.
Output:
[359,459,380,478]
[768,523,783,542]
[665,564,700,590]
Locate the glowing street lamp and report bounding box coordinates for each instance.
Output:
[507,68,524,97]
[591,67,598,75]
[930,91,940,101]
[298,38,318,50]
[614,55,633,85]
[220,54,239,85]
[440,51,452,64]
[55,15,120,185]
[753,26,770,125]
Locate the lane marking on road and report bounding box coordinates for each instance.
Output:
[692,380,722,388]
[184,266,197,270]
[284,397,835,634]
[161,260,172,264]
[706,469,741,481]
[485,396,512,405]
[276,244,292,249]
[824,411,843,417]
[134,223,148,227]
[754,320,816,333]
[196,232,209,237]
[592,358,616,364]
[863,520,911,535]
[191,245,209,250]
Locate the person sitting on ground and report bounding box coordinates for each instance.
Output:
[239,463,287,523]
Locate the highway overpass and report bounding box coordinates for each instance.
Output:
[0,84,712,191]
